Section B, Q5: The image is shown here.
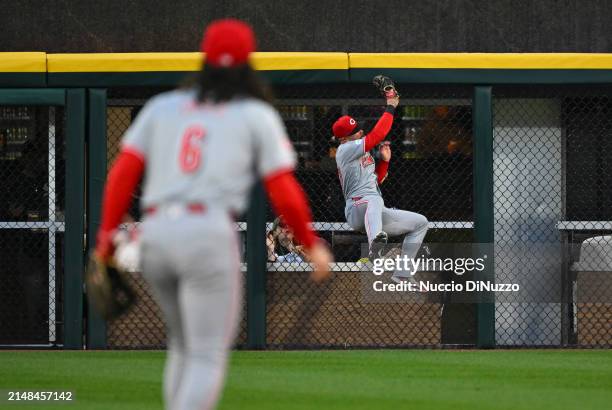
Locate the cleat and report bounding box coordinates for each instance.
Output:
[391,273,426,292]
[420,244,431,257]
[368,231,388,261]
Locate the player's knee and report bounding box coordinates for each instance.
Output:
[416,214,428,230]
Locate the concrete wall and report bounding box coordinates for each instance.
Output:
[2,0,612,53]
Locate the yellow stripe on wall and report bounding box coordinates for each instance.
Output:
[4,52,612,73]
[251,52,348,70]
[349,53,612,69]
[48,53,203,73]
[47,52,348,72]
[0,52,47,73]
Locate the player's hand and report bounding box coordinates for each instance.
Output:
[307,241,333,283]
[379,142,391,161]
[95,229,115,262]
[386,95,400,108]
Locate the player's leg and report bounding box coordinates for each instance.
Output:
[346,196,386,259]
[363,196,387,260]
[346,196,384,244]
[382,207,428,278]
[173,215,242,410]
[140,238,185,409]
[345,200,365,233]
[175,257,241,410]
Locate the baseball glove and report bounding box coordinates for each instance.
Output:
[372,75,400,98]
[85,253,136,320]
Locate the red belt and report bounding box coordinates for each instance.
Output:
[145,203,206,215]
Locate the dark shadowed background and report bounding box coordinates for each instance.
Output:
[1,0,611,52]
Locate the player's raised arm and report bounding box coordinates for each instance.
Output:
[363,94,400,152]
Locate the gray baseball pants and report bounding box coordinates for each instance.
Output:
[345,195,428,275]
[140,207,241,410]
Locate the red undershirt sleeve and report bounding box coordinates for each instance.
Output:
[375,160,390,184]
[263,169,317,249]
[95,149,145,258]
[364,107,395,152]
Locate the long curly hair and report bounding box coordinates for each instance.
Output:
[191,63,273,103]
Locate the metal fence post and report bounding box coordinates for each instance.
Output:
[64,88,86,349]
[246,181,267,349]
[473,86,496,348]
[86,89,108,348]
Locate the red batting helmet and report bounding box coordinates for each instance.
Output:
[332,115,361,139]
[201,19,256,68]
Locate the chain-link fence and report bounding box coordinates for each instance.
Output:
[5,83,608,349]
[492,85,612,347]
[100,84,477,349]
[103,88,249,348]
[265,84,475,347]
[0,106,65,347]
[101,83,612,349]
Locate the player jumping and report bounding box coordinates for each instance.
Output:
[332,93,428,283]
[94,19,332,410]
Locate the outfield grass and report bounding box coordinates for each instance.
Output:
[0,350,611,409]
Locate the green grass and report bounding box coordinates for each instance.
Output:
[0,350,611,409]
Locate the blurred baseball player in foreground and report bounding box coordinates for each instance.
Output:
[333,90,428,282]
[94,19,332,410]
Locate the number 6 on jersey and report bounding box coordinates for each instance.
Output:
[179,125,206,173]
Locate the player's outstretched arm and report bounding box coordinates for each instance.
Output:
[264,170,333,282]
[363,95,400,152]
[95,149,144,260]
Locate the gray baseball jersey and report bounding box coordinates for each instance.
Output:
[336,138,381,200]
[122,89,295,214]
[121,89,295,410]
[337,137,429,277]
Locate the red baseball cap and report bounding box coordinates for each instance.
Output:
[201,19,256,67]
[332,115,360,138]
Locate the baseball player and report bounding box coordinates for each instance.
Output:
[94,19,332,410]
[333,94,428,282]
